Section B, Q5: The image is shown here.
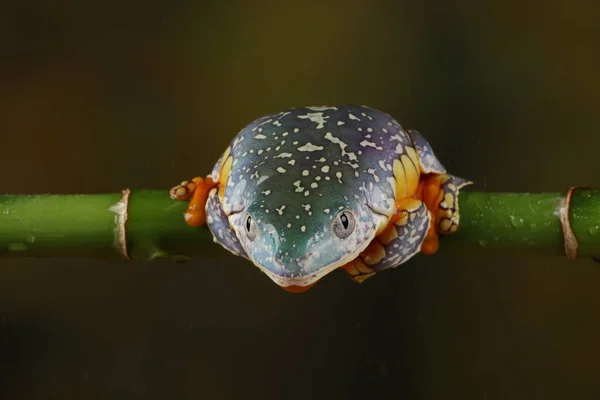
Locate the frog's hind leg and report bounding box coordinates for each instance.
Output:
[342,198,432,283]
[409,129,472,252]
[408,129,447,174]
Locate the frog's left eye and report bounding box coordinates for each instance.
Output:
[332,210,355,239]
[245,213,257,241]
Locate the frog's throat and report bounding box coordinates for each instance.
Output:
[250,232,377,288]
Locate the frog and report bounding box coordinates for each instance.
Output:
[170,105,471,293]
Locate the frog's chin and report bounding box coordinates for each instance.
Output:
[252,234,376,290]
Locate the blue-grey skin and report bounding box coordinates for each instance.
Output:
[204,105,467,288]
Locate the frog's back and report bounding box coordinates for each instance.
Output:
[215,105,415,218]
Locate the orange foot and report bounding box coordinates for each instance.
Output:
[169,176,216,226]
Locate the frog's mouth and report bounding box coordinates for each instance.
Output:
[250,222,380,290]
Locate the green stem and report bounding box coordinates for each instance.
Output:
[0,189,598,260]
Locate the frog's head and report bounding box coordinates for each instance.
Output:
[228,187,388,292]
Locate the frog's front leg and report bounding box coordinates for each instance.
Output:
[169,176,216,226]
[342,174,471,283]
[170,176,248,258]
[342,198,431,283]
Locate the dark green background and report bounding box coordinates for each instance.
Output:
[1,1,599,399]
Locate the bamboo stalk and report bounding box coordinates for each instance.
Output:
[0,189,598,261]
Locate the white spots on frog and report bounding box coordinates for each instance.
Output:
[336,171,343,183]
[295,215,300,219]
[293,141,299,145]
[262,189,271,196]
[390,134,404,142]
[276,205,286,215]
[301,225,306,232]
[277,167,287,173]
[298,142,324,152]
[324,208,330,213]
[337,121,345,126]
[348,113,361,121]
[307,106,339,111]
[288,159,296,166]
[294,128,300,133]
[342,160,360,170]
[310,182,318,189]
[315,176,321,181]
[232,134,245,147]
[382,128,388,133]
[325,176,331,181]
[254,134,267,139]
[250,171,259,180]
[360,140,383,150]
[302,170,310,176]
[293,180,304,192]
[303,204,311,212]
[297,112,328,129]
[272,111,291,126]
[324,132,358,161]
[321,165,330,173]
[378,160,387,171]
[395,143,404,154]
[258,149,264,155]
[282,131,289,137]
[367,127,373,133]
[304,190,310,197]
[367,168,380,182]
[227,178,247,215]
[316,157,326,162]
[274,152,293,158]
[287,223,292,228]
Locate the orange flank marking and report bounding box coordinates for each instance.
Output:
[184,176,216,227]
[218,155,233,203]
[393,155,420,200]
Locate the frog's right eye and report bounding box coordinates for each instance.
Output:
[332,210,356,239]
[245,213,257,241]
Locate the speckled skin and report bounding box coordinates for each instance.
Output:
[204,105,470,288]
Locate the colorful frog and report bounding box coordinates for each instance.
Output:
[170,105,471,292]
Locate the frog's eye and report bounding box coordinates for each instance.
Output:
[332,210,355,239]
[245,213,257,241]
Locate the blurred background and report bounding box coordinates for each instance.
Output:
[1,1,599,398]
